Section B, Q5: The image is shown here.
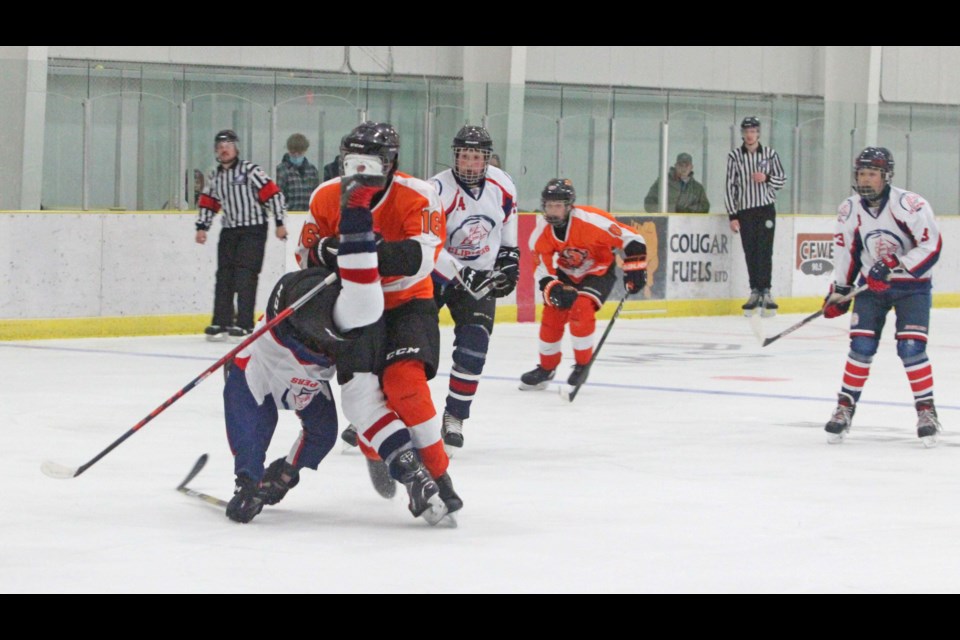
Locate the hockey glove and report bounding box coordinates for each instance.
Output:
[823,283,853,319]
[490,247,520,298]
[311,235,339,270]
[340,154,388,211]
[543,279,578,310]
[457,266,496,298]
[866,254,900,292]
[622,254,648,294]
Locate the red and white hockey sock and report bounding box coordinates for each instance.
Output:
[904,358,934,402]
[840,353,872,403]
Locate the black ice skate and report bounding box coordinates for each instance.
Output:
[435,472,463,515]
[567,364,590,387]
[225,474,264,523]
[442,410,464,451]
[916,399,942,448]
[259,457,300,506]
[340,424,359,448]
[519,365,556,391]
[228,326,252,341]
[825,393,856,444]
[204,324,228,342]
[388,448,444,523]
[366,457,397,499]
[760,289,778,318]
[742,290,762,317]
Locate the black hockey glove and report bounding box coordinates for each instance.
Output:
[622,254,647,295]
[823,283,853,319]
[457,266,496,299]
[311,235,339,270]
[490,247,520,298]
[543,278,578,310]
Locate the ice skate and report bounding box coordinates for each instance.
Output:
[567,364,590,387]
[825,393,855,444]
[916,399,942,448]
[741,290,761,317]
[389,449,445,523]
[366,457,397,499]
[760,289,778,318]
[204,324,228,342]
[519,365,556,391]
[441,410,464,454]
[340,424,359,452]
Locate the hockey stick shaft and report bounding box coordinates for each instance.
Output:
[566,292,629,402]
[761,284,868,347]
[43,272,339,479]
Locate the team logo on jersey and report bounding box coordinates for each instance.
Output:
[863,229,905,262]
[838,200,853,222]
[609,224,623,237]
[287,384,322,411]
[558,247,591,271]
[900,192,926,214]
[448,214,496,260]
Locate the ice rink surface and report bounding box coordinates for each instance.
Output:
[3,309,960,593]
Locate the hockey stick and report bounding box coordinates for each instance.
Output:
[176,454,229,507]
[560,291,629,403]
[41,272,340,480]
[761,284,868,347]
[453,268,498,301]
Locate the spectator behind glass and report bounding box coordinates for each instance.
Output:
[323,155,341,182]
[644,152,710,213]
[276,133,321,211]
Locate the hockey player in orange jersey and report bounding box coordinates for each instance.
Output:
[520,178,647,391]
[295,122,460,521]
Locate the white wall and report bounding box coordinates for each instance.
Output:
[3,212,956,322]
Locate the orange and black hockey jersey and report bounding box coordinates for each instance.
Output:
[297,172,444,310]
[530,205,645,284]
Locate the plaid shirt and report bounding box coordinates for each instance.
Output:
[275,154,321,211]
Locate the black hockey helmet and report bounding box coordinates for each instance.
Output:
[268,267,343,354]
[854,146,894,177]
[214,129,239,145]
[540,178,576,227]
[740,116,761,130]
[339,122,399,174]
[853,146,894,201]
[452,125,493,186]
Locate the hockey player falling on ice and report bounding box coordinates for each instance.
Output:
[221,196,381,523]
[821,147,943,446]
[429,125,519,452]
[297,122,461,517]
[520,178,647,391]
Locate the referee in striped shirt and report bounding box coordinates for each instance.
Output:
[724,116,786,316]
[195,129,288,340]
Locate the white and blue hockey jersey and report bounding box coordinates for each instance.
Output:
[833,186,942,288]
[430,165,518,280]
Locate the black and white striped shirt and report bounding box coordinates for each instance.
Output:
[195,159,286,231]
[723,143,786,218]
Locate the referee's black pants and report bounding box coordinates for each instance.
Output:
[213,224,268,330]
[736,204,776,292]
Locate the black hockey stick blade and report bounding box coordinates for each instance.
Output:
[177,454,209,491]
[176,454,228,507]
